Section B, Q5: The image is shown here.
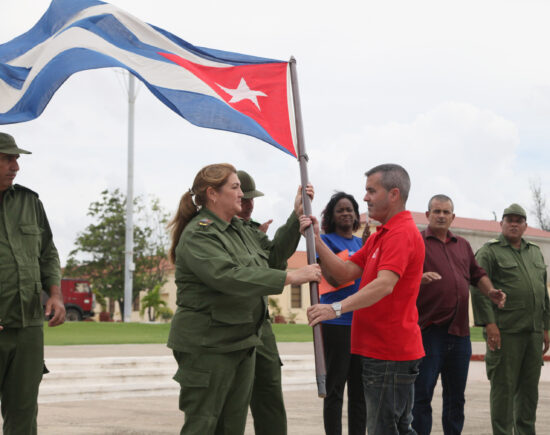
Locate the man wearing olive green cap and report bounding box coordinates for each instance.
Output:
[0,132,65,434]
[237,170,273,233]
[237,170,311,435]
[471,203,550,435]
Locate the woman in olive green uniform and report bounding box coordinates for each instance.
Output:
[167,163,320,435]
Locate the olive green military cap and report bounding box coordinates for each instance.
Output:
[237,170,264,199]
[503,203,527,219]
[0,133,31,155]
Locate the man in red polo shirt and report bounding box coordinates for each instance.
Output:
[307,163,425,435]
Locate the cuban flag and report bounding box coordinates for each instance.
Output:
[0,0,297,157]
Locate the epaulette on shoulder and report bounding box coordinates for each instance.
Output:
[197,218,213,229]
[487,238,499,244]
[527,240,541,248]
[13,184,38,197]
[249,219,261,228]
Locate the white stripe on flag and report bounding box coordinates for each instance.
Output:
[7,5,233,69]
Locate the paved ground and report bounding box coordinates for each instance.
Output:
[5,342,550,434]
[34,381,550,435]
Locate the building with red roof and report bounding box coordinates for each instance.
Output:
[272,211,550,324]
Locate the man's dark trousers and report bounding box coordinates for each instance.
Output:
[412,325,472,435]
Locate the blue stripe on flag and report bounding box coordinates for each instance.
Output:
[64,14,176,64]
[149,87,294,156]
[150,25,281,65]
[0,0,295,156]
[0,0,105,63]
[0,46,294,156]
[0,64,29,90]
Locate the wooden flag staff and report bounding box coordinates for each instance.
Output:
[289,56,327,398]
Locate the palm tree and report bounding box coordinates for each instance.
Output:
[139,284,167,321]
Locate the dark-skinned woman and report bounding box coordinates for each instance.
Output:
[167,163,320,435]
[319,192,367,435]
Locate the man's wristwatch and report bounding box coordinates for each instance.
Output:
[331,302,342,318]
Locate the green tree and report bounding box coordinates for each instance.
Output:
[139,284,171,321]
[65,189,170,320]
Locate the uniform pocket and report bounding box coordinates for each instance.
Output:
[173,366,210,388]
[498,300,525,311]
[20,224,41,235]
[496,300,525,330]
[173,366,211,411]
[496,260,520,283]
[233,254,254,266]
[19,224,42,257]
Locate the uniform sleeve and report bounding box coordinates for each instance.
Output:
[541,251,550,330]
[470,245,496,326]
[263,212,301,270]
[37,199,61,292]
[543,269,550,330]
[180,230,287,297]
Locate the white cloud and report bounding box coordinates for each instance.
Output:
[3,0,550,264]
[310,102,522,220]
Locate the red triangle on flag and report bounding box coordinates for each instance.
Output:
[159,52,296,157]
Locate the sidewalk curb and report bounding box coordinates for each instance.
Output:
[471,354,550,361]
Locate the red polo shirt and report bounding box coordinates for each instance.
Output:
[349,210,425,361]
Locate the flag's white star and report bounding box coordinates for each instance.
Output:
[216,78,267,110]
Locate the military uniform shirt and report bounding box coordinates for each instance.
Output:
[242,213,301,272]
[0,184,61,328]
[168,208,298,354]
[471,233,550,333]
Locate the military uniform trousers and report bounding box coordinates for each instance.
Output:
[485,331,543,435]
[0,326,45,435]
[173,347,256,435]
[250,320,286,435]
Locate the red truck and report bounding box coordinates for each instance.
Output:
[42,278,95,321]
[61,279,95,321]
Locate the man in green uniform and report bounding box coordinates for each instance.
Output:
[471,203,550,435]
[237,170,299,435]
[0,132,66,435]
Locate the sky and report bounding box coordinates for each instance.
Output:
[2,0,550,265]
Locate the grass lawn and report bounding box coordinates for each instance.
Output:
[469,326,484,342]
[45,322,487,346]
[44,322,172,345]
[271,324,313,342]
[44,322,314,345]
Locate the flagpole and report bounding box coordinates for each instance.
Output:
[123,72,136,322]
[289,56,326,398]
